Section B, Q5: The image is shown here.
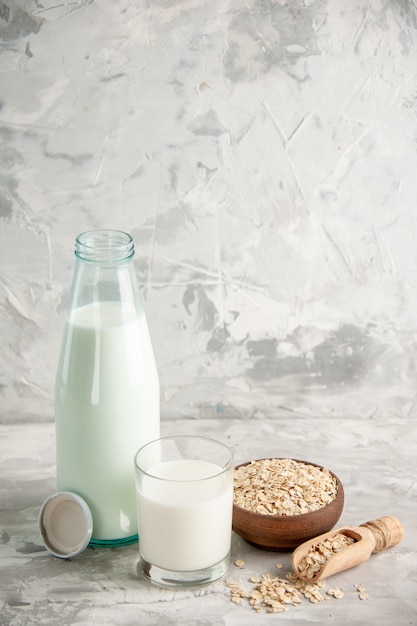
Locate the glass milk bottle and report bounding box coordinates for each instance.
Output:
[55,230,160,545]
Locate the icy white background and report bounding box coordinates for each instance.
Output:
[1,0,417,422]
[2,4,417,624]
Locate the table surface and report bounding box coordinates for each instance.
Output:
[1,416,416,626]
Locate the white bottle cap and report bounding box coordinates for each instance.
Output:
[38,492,93,558]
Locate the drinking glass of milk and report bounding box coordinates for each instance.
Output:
[134,435,234,587]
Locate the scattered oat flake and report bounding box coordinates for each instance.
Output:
[226,563,373,614]
[275,563,283,569]
[357,586,369,600]
[234,559,245,568]
[225,569,334,615]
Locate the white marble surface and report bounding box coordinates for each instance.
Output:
[1,416,416,625]
[1,0,417,421]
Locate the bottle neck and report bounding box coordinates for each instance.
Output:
[75,230,134,263]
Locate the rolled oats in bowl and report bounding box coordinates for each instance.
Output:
[233,458,339,516]
[232,458,344,551]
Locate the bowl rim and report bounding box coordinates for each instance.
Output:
[232,457,344,521]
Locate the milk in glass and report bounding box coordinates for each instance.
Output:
[137,459,233,571]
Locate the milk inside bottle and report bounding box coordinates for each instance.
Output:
[55,230,160,545]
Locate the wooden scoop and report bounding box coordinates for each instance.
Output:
[291,516,404,583]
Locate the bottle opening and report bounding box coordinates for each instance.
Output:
[75,230,134,262]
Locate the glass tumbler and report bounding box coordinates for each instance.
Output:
[134,435,234,587]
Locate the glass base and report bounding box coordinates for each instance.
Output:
[89,534,138,547]
[138,551,230,588]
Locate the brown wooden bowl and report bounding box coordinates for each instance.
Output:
[232,458,344,551]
